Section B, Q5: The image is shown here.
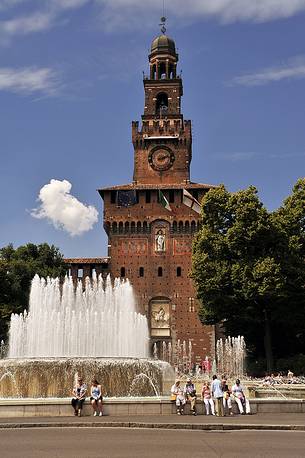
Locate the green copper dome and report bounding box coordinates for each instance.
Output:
[151,34,176,55]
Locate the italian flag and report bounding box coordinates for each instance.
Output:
[158,190,172,212]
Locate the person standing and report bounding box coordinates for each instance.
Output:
[211,375,224,417]
[201,382,215,415]
[90,379,103,416]
[71,377,87,417]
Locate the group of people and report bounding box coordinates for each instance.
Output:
[171,375,250,416]
[71,377,103,417]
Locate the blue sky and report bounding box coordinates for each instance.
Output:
[0,0,304,258]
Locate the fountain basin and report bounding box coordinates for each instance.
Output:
[0,358,173,398]
[0,397,305,418]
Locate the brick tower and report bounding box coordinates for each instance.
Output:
[99,26,215,364]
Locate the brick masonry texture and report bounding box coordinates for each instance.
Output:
[66,33,216,363]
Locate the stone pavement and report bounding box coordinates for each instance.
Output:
[0,413,304,431]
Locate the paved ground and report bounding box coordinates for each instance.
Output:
[0,428,305,457]
[0,413,305,435]
[0,413,304,426]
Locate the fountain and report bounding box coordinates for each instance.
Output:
[216,336,246,378]
[0,274,171,398]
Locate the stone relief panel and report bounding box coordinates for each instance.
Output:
[173,238,192,255]
[150,300,170,337]
[116,239,148,255]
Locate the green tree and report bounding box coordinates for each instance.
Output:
[0,243,66,342]
[192,179,305,371]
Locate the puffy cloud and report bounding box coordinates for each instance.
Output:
[0,66,60,95]
[31,179,99,236]
[230,56,305,86]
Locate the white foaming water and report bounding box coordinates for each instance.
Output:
[8,274,149,358]
[216,336,246,378]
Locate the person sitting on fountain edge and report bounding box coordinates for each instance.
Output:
[171,380,186,415]
[90,379,103,417]
[231,379,250,415]
[71,377,87,417]
[183,378,197,415]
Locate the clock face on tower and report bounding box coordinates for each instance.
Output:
[148,146,175,171]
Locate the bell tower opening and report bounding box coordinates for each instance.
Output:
[156,92,168,115]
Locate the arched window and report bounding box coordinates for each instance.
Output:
[191,220,196,232]
[125,221,129,233]
[159,62,166,79]
[137,221,142,233]
[143,221,148,233]
[156,92,168,116]
[120,267,125,278]
[131,221,135,233]
[112,222,117,233]
[185,221,190,232]
[152,64,156,79]
[173,221,178,232]
[158,267,163,277]
[179,221,184,232]
[118,222,123,234]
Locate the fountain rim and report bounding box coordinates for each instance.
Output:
[1,356,167,362]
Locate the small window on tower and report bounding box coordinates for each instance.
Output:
[77,268,83,279]
[145,191,151,203]
[169,190,175,203]
[177,267,182,277]
[139,267,144,277]
[158,267,163,277]
[120,267,126,278]
[110,191,117,204]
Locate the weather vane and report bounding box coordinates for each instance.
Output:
[159,0,166,34]
[160,16,167,34]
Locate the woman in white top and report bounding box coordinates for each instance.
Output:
[171,380,186,415]
[90,379,103,416]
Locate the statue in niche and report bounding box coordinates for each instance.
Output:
[155,229,165,252]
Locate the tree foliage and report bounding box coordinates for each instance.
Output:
[192,179,305,369]
[0,243,66,342]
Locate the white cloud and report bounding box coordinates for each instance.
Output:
[94,0,305,28]
[0,1,89,43]
[1,11,55,35]
[0,0,305,39]
[0,66,61,95]
[231,56,305,86]
[31,179,99,237]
